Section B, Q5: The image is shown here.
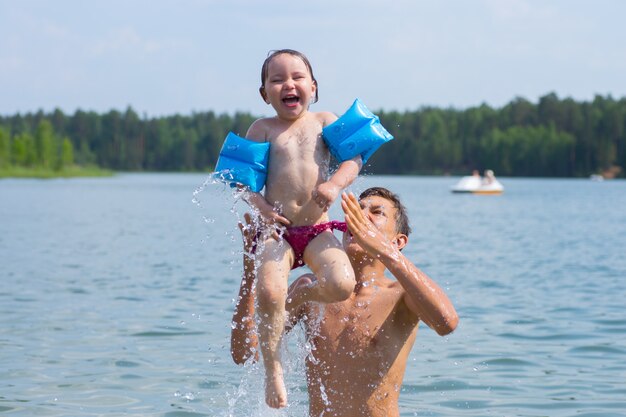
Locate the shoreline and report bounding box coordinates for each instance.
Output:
[0,166,114,179]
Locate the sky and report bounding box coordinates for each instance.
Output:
[1,0,625,118]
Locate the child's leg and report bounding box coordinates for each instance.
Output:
[294,231,355,306]
[256,238,294,409]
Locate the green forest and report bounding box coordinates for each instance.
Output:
[1,93,624,178]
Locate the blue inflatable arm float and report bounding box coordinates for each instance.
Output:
[213,132,270,192]
[322,99,394,164]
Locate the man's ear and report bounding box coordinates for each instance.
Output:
[259,86,269,104]
[394,234,408,251]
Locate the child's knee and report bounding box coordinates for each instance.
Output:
[257,283,287,308]
[321,272,355,302]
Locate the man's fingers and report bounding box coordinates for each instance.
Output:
[348,193,362,214]
[314,195,327,209]
[344,213,354,230]
[345,193,375,236]
[275,214,291,226]
[344,193,364,222]
[344,192,358,210]
[239,213,257,239]
[342,194,360,229]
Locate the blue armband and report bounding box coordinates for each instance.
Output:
[322,99,394,164]
[213,132,270,192]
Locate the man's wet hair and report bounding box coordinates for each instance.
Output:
[359,187,411,237]
[259,49,319,103]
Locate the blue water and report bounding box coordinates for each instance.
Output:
[1,174,625,417]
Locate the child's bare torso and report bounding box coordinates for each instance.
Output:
[248,111,336,226]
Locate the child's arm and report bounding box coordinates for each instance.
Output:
[230,213,259,365]
[313,111,363,211]
[313,156,362,211]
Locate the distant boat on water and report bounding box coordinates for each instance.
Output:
[451,169,504,195]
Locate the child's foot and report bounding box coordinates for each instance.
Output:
[265,368,288,408]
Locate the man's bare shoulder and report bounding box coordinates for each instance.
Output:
[382,281,419,322]
[355,278,403,307]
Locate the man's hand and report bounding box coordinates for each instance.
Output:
[247,195,290,240]
[257,203,291,227]
[257,205,290,241]
[238,213,258,257]
[241,188,291,231]
[313,181,341,211]
[341,192,397,258]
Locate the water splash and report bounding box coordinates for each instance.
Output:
[193,173,357,416]
[221,324,313,417]
[192,174,224,207]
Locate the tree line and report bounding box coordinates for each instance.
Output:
[0,119,74,172]
[1,93,624,177]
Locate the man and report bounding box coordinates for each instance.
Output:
[231,187,459,416]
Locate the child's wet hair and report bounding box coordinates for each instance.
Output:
[259,49,319,103]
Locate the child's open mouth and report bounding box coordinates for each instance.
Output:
[282,95,300,106]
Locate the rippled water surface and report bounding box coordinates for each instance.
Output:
[1,174,625,417]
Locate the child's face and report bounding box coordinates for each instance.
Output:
[262,53,317,121]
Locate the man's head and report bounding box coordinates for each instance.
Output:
[359,187,411,237]
[343,187,411,256]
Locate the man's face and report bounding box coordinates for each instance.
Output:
[343,194,398,253]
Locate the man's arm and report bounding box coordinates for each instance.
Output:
[341,192,459,336]
[230,214,259,365]
[388,252,459,336]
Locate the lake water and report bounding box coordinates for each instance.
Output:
[1,174,625,417]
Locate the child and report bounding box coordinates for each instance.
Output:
[242,49,360,408]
